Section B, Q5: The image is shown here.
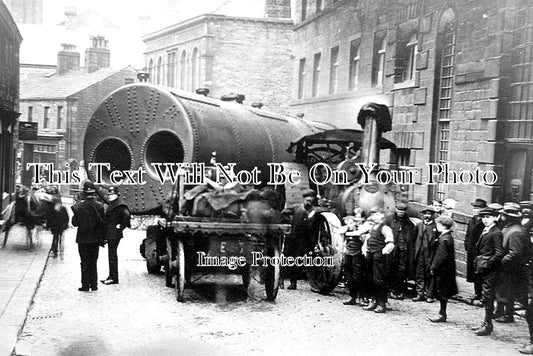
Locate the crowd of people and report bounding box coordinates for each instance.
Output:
[283,189,533,354]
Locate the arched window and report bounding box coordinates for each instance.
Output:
[167,52,176,87]
[148,58,154,83]
[432,8,456,200]
[191,47,200,91]
[180,50,187,90]
[156,56,162,85]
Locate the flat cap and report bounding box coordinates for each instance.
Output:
[302,188,316,198]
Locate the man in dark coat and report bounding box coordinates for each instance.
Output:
[427,216,458,323]
[71,181,105,292]
[413,205,439,302]
[388,201,417,300]
[101,186,131,285]
[465,198,487,305]
[495,202,529,323]
[283,189,317,290]
[341,209,367,306]
[471,207,504,336]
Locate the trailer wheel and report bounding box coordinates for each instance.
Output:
[306,212,343,294]
[165,237,173,288]
[265,245,280,301]
[174,239,185,302]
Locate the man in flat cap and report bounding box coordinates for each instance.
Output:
[71,180,105,292]
[283,188,318,290]
[413,205,438,302]
[494,202,529,323]
[465,198,488,305]
[471,206,503,336]
[388,201,417,300]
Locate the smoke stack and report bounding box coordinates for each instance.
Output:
[65,6,77,30]
[85,35,110,73]
[57,44,80,75]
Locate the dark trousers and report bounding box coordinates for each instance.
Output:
[414,252,429,297]
[389,248,408,294]
[78,243,100,289]
[366,250,387,303]
[344,253,366,299]
[107,239,120,282]
[474,275,483,298]
[480,270,498,305]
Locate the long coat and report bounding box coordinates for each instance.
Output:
[474,225,503,276]
[284,204,317,257]
[414,221,438,270]
[464,216,485,282]
[497,222,529,303]
[104,200,131,241]
[71,198,105,244]
[429,231,458,298]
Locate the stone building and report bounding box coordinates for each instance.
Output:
[143,0,293,113]
[18,39,137,188]
[291,0,532,273]
[0,1,22,213]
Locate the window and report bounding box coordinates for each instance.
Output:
[148,58,154,83]
[156,57,162,85]
[28,106,33,122]
[507,6,533,139]
[372,35,386,87]
[167,52,176,87]
[124,78,134,85]
[396,33,418,83]
[191,48,200,90]
[301,0,307,21]
[180,50,187,90]
[298,58,306,99]
[349,39,360,90]
[57,106,63,130]
[312,53,321,97]
[43,106,50,129]
[329,46,339,94]
[316,0,322,13]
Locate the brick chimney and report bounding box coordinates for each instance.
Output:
[64,6,77,30]
[84,36,110,73]
[264,0,291,19]
[57,44,80,75]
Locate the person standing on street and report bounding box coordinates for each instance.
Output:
[101,186,131,285]
[495,202,529,323]
[283,188,318,290]
[71,181,105,292]
[413,206,439,303]
[427,215,458,323]
[341,210,367,305]
[465,198,488,306]
[471,206,503,336]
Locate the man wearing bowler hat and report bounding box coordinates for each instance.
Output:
[283,188,318,290]
[465,198,488,305]
[71,180,105,292]
[413,205,438,302]
[101,186,131,285]
[494,202,529,323]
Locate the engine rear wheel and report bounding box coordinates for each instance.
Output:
[306,212,343,294]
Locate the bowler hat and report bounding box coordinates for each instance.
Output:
[500,202,522,218]
[479,207,499,216]
[83,181,96,194]
[421,205,436,214]
[302,188,316,198]
[471,198,487,208]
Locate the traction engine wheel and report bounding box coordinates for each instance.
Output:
[306,212,343,294]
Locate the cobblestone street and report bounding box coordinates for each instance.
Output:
[13,226,531,356]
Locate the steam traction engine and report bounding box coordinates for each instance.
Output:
[83,83,399,301]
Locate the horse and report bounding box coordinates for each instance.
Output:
[1,186,69,255]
